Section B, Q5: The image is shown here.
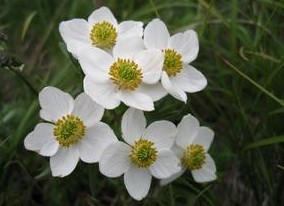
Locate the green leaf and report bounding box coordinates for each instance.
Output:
[244,135,284,150]
[21,11,37,40]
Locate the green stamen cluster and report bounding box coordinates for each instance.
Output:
[90,21,117,49]
[181,144,206,170]
[53,114,86,147]
[109,58,143,91]
[163,49,183,76]
[130,139,157,168]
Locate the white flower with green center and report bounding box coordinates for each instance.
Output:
[144,18,208,102]
[59,6,143,56]
[99,108,181,200]
[77,38,166,111]
[160,114,216,185]
[24,87,117,177]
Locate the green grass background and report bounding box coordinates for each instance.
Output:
[0,0,283,205]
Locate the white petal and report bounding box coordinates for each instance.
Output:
[144,18,169,50]
[78,122,117,163]
[113,37,144,59]
[192,127,214,152]
[176,114,200,149]
[117,21,143,41]
[134,50,163,84]
[171,65,207,93]
[24,123,59,156]
[99,142,131,177]
[191,154,217,183]
[77,47,113,81]
[72,93,104,127]
[160,168,186,186]
[39,86,74,122]
[118,91,154,111]
[84,76,120,109]
[171,144,185,158]
[88,6,118,27]
[161,72,187,102]
[50,146,79,177]
[149,149,181,179]
[137,83,167,101]
[124,166,152,201]
[168,30,199,64]
[121,108,146,145]
[142,121,176,150]
[59,19,90,56]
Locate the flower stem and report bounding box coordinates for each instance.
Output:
[169,184,175,206]
[9,66,38,96]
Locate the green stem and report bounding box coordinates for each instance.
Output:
[149,0,160,18]
[9,66,38,96]
[169,184,175,206]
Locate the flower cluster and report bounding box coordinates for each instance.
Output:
[24,7,216,201]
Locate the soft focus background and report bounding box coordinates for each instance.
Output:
[0,0,283,205]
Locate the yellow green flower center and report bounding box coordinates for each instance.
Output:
[130,139,157,168]
[90,21,117,49]
[181,144,206,170]
[53,114,86,147]
[163,49,183,76]
[109,58,143,91]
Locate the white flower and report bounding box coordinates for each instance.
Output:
[144,18,207,102]
[160,114,216,185]
[77,38,166,111]
[99,108,181,200]
[24,86,117,177]
[59,6,143,57]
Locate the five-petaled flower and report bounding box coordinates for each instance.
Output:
[59,6,143,57]
[161,114,217,185]
[99,108,181,200]
[78,38,166,111]
[24,87,117,177]
[144,18,207,102]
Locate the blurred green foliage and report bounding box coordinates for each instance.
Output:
[0,0,283,205]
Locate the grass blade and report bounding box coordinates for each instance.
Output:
[220,57,284,107]
[21,11,37,40]
[244,135,284,150]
